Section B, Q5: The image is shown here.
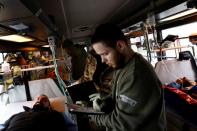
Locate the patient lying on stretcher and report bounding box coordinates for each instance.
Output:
[1,94,78,131]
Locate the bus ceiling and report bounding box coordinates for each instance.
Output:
[0,0,194,50]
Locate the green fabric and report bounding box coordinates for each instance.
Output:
[92,53,166,131]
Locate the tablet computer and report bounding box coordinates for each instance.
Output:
[66,103,105,115]
[66,81,97,106]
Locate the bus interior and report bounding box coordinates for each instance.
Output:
[0,0,197,131]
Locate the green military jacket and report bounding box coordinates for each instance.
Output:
[92,53,166,131]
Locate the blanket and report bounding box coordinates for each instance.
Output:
[2,111,68,131]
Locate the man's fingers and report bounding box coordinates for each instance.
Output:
[93,99,101,111]
[89,93,101,102]
[90,98,94,101]
[89,93,99,99]
[89,93,98,98]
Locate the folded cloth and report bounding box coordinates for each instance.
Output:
[0,124,5,130]
[167,82,181,89]
[176,77,196,88]
[163,85,197,104]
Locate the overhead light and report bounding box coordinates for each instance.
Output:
[9,23,29,30]
[160,8,197,22]
[0,34,34,42]
[42,45,50,48]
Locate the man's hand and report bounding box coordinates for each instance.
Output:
[93,98,102,111]
[89,93,102,111]
[75,100,88,107]
[89,93,100,101]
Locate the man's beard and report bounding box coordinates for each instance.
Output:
[114,53,125,69]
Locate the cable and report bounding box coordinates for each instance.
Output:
[48,36,73,104]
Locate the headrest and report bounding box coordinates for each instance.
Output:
[179,51,193,60]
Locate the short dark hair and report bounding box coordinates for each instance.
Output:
[91,23,127,48]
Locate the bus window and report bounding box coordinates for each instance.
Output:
[162,22,197,58]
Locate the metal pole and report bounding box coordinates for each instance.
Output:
[144,23,152,62]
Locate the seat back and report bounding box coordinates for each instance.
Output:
[155,59,196,84]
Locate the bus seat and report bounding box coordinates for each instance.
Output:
[0,78,63,104]
[155,59,196,84]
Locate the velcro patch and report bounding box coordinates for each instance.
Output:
[119,95,137,107]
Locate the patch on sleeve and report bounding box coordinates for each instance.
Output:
[119,95,137,107]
